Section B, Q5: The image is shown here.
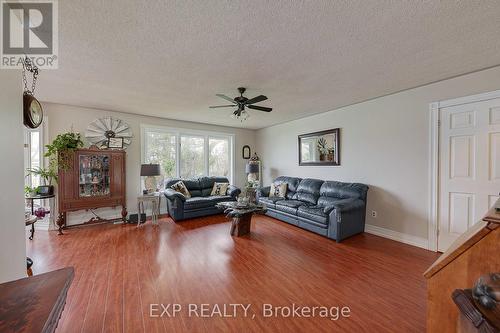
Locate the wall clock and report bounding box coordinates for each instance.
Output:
[23,93,43,129]
[22,57,43,129]
[85,117,133,149]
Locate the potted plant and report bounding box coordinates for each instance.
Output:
[317,137,329,161]
[26,166,58,195]
[24,185,39,197]
[44,131,84,171]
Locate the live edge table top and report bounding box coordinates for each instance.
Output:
[216,201,267,217]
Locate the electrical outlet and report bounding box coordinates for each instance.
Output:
[371,210,377,218]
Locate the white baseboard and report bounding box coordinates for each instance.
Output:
[365,224,429,250]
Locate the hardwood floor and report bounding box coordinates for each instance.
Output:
[26,215,439,332]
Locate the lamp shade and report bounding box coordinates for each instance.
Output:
[246,162,259,174]
[141,164,161,176]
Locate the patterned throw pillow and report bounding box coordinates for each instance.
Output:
[270,182,287,198]
[210,182,229,196]
[171,181,191,198]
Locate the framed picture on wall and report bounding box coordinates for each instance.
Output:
[298,128,340,166]
[242,145,251,159]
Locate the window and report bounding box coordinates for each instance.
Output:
[143,129,176,178]
[180,135,205,179]
[24,128,43,188]
[142,125,234,183]
[209,137,230,177]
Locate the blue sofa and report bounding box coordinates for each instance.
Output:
[257,176,368,242]
[164,176,241,221]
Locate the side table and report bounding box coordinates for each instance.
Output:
[137,193,160,227]
[25,194,56,231]
[25,215,37,240]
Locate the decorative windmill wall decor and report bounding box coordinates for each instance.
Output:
[85,117,133,149]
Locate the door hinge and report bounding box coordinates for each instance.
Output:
[437,120,441,127]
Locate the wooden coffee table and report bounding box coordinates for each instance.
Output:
[217,201,266,236]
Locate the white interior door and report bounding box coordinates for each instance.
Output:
[438,98,500,251]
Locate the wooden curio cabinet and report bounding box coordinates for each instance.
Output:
[57,147,127,233]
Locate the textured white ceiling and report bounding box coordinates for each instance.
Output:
[38,0,500,129]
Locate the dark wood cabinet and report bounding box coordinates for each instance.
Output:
[56,147,127,233]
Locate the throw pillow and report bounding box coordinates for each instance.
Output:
[171,181,191,198]
[270,182,287,198]
[210,182,229,196]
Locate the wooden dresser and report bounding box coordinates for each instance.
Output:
[57,147,127,233]
[424,200,500,332]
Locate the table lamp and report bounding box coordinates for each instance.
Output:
[141,163,161,194]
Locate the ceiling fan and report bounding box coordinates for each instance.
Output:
[210,87,272,121]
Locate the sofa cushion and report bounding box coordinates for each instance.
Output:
[319,181,369,203]
[293,178,323,205]
[275,204,298,215]
[273,176,302,199]
[200,177,230,196]
[276,199,305,208]
[275,199,306,215]
[297,205,328,225]
[170,181,191,198]
[184,195,234,210]
[258,196,284,209]
[210,182,229,196]
[166,178,202,197]
[208,195,233,204]
[183,196,213,210]
[270,182,287,198]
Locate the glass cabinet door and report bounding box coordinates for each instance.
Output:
[79,154,110,197]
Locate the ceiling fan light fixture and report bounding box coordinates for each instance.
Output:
[231,111,249,122]
[242,110,249,121]
[210,87,272,122]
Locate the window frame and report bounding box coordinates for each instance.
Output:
[140,124,235,185]
[24,120,46,188]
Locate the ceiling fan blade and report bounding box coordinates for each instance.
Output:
[247,105,272,112]
[216,94,236,103]
[245,95,267,105]
[209,105,236,108]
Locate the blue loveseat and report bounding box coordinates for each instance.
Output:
[257,176,368,242]
[164,176,241,221]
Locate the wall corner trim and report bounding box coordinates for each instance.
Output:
[365,224,429,250]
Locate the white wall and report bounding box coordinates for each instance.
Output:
[0,70,27,282]
[256,66,500,243]
[43,103,256,225]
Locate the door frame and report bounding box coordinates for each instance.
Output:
[428,89,500,251]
